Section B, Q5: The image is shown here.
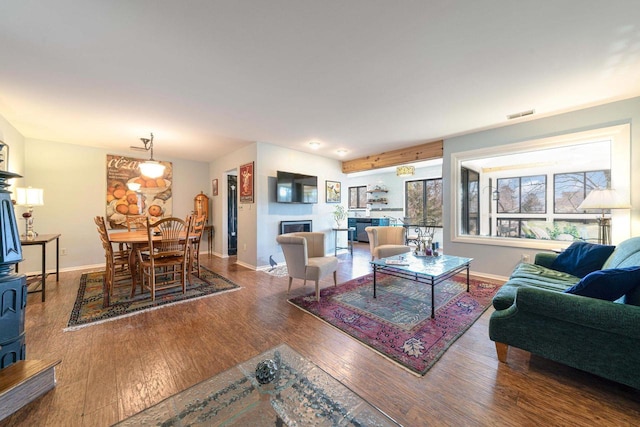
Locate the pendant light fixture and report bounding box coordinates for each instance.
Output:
[137,133,166,178]
[396,165,415,177]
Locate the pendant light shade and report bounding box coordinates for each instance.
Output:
[396,165,415,177]
[137,133,166,178]
[139,160,165,178]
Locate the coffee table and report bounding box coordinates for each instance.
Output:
[371,253,473,318]
[115,343,399,426]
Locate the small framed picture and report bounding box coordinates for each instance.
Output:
[212,178,219,196]
[239,161,254,203]
[326,180,341,203]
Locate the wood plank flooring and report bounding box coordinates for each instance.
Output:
[2,243,639,426]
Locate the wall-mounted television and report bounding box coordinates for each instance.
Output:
[276,171,318,203]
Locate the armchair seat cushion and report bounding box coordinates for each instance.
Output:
[306,256,339,280]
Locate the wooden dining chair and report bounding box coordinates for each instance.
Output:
[188,215,207,278]
[126,215,148,231]
[94,216,134,307]
[137,216,193,301]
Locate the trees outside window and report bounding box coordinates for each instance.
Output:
[497,175,546,214]
[348,186,368,209]
[554,170,610,213]
[405,178,443,226]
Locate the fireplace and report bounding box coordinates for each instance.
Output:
[280,220,312,234]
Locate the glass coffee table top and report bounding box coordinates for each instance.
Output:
[371,253,472,277]
[115,343,400,426]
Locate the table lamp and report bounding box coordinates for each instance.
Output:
[577,188,630,245]
[16,187,44,239]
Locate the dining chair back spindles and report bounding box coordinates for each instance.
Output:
[137,216,193,301]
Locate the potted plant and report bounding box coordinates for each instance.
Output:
[333,205,348,228]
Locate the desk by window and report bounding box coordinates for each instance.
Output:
[17,234,61,302]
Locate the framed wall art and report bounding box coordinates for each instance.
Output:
[212,178,219,196]
[326,180,341,203]
[105,154,173,228]
[239,161,254,203]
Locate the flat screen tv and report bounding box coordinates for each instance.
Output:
[276,171,318,203]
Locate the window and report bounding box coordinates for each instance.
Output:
[451,124,631,248]
[497,175,546,214]
[405,178,443,226]
[554,170,610,213]
[348,186,368,209]
[460,168,479,234]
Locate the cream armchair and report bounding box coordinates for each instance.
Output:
[276,232,338,301]
[365,226,411,261]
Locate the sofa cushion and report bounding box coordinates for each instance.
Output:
[511,262,581,284]
[602,236,640,270]
[551,241,615,278]
[564,266,640,301]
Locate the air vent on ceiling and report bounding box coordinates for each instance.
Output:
[507,109,535,120]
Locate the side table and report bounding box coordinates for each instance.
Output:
[16,234,61,302]
[332,227,356,256]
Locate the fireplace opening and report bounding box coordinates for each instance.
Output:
[280,220,312,234]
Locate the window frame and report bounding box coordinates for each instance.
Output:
[348,185,368,209]
[404,177,443,227]
[450,124,631,250]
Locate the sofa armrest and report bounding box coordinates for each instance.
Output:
[508,286,640,338]
[534,252,557,268]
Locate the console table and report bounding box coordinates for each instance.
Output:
[16,234,61,302]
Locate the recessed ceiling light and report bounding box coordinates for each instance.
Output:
[336,149,348,156]
[309,141,321,149]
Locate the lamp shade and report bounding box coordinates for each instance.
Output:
[16,187,44,206]
[139,160,166,178]
[577,189,630,211]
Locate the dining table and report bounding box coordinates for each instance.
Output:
[108,230,197,293]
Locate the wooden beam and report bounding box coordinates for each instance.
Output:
[341,140,443,174]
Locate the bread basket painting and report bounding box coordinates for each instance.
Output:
[106,155,173,229]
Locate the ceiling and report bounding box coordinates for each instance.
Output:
[1,1,639,164]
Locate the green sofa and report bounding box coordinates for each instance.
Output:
[489,237,640,389]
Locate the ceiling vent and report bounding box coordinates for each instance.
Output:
[507,109,535,120]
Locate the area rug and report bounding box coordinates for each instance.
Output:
[288,273,501,376]
[66,266,241,331]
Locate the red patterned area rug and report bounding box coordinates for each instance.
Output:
[288,273,501,376]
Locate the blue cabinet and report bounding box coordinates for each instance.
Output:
[349,217,390,242]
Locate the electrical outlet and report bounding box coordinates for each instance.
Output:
[61,248,68,256]
[521,254,530,263]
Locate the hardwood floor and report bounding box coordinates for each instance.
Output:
[2,242,639,426]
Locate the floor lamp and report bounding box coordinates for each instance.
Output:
[577,189,630,245]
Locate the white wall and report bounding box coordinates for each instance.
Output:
[257,143,345,268]
[443,96,640,278]
[209,143,257,267]
[210,142,345,269]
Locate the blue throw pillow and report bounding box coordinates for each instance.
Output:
[564,266,640,301]
[551,241,615,278]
